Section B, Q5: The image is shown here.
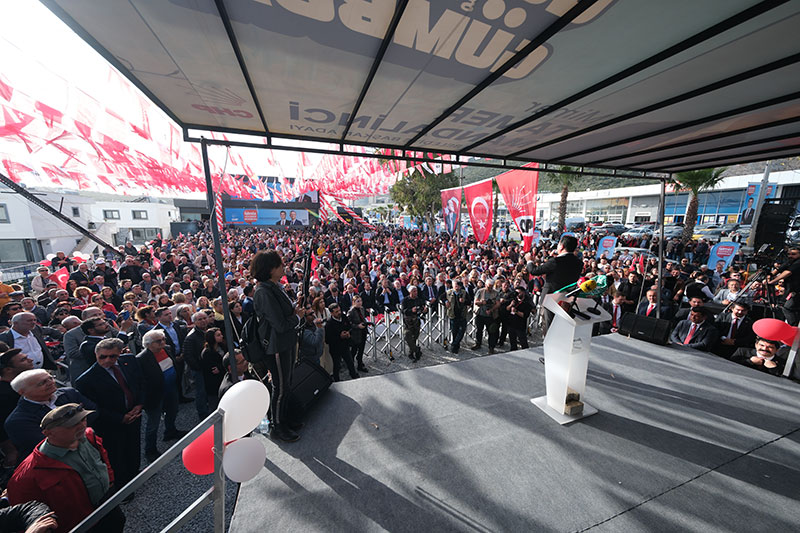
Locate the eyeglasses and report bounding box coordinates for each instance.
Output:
[97,353,120,360]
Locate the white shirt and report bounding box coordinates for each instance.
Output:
[12,329,44,368]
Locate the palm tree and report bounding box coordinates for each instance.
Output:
[671,167,727,243]
[544,166,579,232]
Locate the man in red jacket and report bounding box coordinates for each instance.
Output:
[7,403,125,532]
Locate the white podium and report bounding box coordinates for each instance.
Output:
[531,293,610,424]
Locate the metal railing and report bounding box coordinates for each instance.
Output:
[72,408,227,533]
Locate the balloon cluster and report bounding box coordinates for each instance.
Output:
[182,380,270,482]
[752,318,798,346]
[39,251,92,266]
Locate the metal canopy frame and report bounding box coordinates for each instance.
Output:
[37,0,800,174]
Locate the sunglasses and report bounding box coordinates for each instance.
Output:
[98,353,120,360]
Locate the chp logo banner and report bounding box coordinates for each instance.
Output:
[464,177,493,243]
[495,162,539,251]
[708,242,740,269]
[441,186,462,236]
[596,236,617,259]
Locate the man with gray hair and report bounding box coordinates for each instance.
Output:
[182,311,211,419]
[0,313,56,370]
[64,307,127,381]
[4,369,95,460]
[137,329,185,461]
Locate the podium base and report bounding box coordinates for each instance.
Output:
[531,396,598,425]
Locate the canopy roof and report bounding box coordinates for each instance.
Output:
[41,0,800,174]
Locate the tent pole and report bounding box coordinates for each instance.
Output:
[656,177,667,319]
[201,138,239,382]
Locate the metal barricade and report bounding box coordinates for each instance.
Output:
[73,409,227,533]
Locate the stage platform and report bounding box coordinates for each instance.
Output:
[229,335,800,532]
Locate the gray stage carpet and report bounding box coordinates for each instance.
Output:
[229,335,800,533]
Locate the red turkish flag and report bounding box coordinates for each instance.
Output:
[49,267,69,289]
[464,177,493,243]
[495,163,539,251]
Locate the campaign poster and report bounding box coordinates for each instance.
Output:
[225,207,310,226]
[740,182,777,224]
[531,230,541,246]
[498,228,507,241]
[708,242,740,269]
[596,236,618,259]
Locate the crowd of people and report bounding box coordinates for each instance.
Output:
[0,220,797,531]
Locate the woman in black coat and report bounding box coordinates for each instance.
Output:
[251,250,303,443]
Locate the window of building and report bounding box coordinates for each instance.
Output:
[132,210,148,220]
[71,207,80,217]
[103,209,120,220]
[0,204,9,223]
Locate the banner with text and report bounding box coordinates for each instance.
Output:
[708,242,740,269]
[495,162,539,252]
[596,236,618,259]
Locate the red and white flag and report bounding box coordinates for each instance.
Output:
[463,177,493,243]
[440,186,462,237]
[495,163,539,251]
[49,267,69,289]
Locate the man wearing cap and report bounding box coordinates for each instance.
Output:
[5,369,96,461]
[92,257,118,291]
[7,403,126,532]
[0,313,57,370]
[669,306,719,351]
[75,338,143,489]
[0,349,33,467]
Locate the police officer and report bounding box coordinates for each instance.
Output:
[402,286,426,361]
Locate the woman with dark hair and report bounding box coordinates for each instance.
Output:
[229,300,246,341]
[101,286,122,311]
[251,250,304,442]
[347,295,369,373]
[200,327,225,411]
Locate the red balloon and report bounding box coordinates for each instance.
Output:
[782,326,799,346]
[39,260,51,266]
[752,318,794,343]
[182,427,215,475]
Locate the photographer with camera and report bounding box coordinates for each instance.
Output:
[298,309,325,366]
[446,280,469,354]
[506,287,534,351]
[251,251,304,443]
[402,286,427,361]
[769,246,800,326]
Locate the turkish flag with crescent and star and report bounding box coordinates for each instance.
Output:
[463,177,493,243]
[495,162,539,252]
[48,267,69,289]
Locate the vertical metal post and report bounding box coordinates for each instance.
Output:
[201,139,239,382]
[212,409,226,533]
[459,164,464,247]
[384,313,391,359]
[656,177,667,319]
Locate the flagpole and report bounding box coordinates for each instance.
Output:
[459,163,464,249]
[201,138,239,382]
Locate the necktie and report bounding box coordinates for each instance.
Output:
[612,305,618,327]
[730,319,738,339]
[647,304,654,316]
[683,324,697,345]
[111,365,135,409]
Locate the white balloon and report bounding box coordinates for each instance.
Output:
[218,380,270,441]
[46,254,56,260]
[222,437,266,483]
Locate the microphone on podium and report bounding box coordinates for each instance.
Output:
[563,279,597,299]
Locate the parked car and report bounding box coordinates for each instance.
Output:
[621,227,654,240]
[718,223,740,236]
[591,223,627,237]
[693,227,724,243]
[614,247,657,261]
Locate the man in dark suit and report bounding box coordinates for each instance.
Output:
[669,306,719,351]
[376,279,399,312]
[74,317,111,382]
[289,210,304,225]
[597,292,626,335]
[616,272,643,314]
[4,369,96,460]
[673,296,707,323]
[75,338,144,489]
[712,302,755,359]
[137,330,186,461]
[183,311,210,419]
[637,289,673,320]
[276,210,290,226]
[359,280,377,312]
[0,313,57,371]
[153,307,190,403]
[526,235,582,333]
[740,197,755,224]
[731,337,785,375]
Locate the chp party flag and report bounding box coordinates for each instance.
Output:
[440,186,462,236]
[495,163,539,252]
[463,177,494,244]
[708,241,741,269]
[596,236,618,259]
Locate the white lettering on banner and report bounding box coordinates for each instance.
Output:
[274,0,335,21]
[339,0,394,38]
[191,104,253,118]
[455,20,514,69]
[394,1,469,60]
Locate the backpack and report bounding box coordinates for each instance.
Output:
[239,313,270,363]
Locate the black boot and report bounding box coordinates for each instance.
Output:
[270,424,300,442]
